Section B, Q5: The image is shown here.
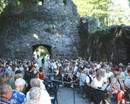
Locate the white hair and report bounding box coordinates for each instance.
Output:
[0,84,12,95]
[15,78,26,86]
[29,87,41,100]
[30,78,40,87]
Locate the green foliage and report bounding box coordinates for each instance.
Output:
[0,0,7,13]
[73,0,130,27]
[73,0,111,27]
[107,0,130,26]
[0,0,20,13]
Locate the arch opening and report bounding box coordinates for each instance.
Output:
[32,44,51,59]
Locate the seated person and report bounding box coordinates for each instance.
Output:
[0,84,12,104]
[10,78,26,104]
[26,78,51,104]
[111,72,125,104]
[91,74,104,90]
[91,74,106,104]
[24,87,41,104]
[124,70,130,103]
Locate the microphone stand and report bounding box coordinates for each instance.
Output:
[73,82,76,104]
[71,74,76,104]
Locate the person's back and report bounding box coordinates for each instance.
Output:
[10,78,26,104]
[0,84,13,104]
[26,78,51,104]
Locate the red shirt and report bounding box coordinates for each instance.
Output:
[39,72,44,80]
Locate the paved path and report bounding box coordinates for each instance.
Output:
[58,87,87,104]
[57,87,117,104]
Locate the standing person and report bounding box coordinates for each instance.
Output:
[10,78,26,104]
[44,54,50,71]
[38,67,45,80]
[36,55,42,68]
[0,84,13,104]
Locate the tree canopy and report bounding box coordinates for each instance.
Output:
[73,0,130,27]
[1,0,130,28]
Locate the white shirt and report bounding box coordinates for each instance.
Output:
[86,75,93,84]
[26,89,51,104]
[39,79,46,90]
[79,73,86,86]
[106,71,113,78]
[92,77,104,89]
[37,58,42,68]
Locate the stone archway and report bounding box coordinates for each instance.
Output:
[32,44,51,58]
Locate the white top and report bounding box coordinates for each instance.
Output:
[86,75,93,84]
[26,89,51,104]
[79,73,86,86]
[91,77,104,89]
[106,71,113,78]
[39,79,46,90]
[37,58,42,68]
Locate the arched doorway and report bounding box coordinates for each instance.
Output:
[32,44,51,58]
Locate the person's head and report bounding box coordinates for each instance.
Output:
[15,78,26,91]
[30,78,40,88]
[37,55,40,58]
[118,66,123,72]
[105,67,111,73]
[128,69,130,76]
[89,69,95,76]
[15,70,22,74]
[14,74,23,81]
[96,74,102,81]
[12,64,16,71]
[29,87,41,101]
[82,68,89,75]
[29,65,35,72]
[24,64,28,70]
[96,68,101,74]
[127,65,130,70]
[0,84,12,99]
[39,67,43,72]
[114,72,120,79]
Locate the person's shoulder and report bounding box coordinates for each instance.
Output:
[40,89,50,97]
[13,90,25,96]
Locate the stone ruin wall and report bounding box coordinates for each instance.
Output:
[0,0,80,59]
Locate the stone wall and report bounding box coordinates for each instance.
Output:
[0,0,80,59]
[79,17,130,64]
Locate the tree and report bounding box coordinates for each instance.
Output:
[107,0,130,26]
[73,0,111,27]
[0,0,7,13]
[0,0,20,13]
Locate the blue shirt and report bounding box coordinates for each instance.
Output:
[10,90,25,104]
[0,69,8,77]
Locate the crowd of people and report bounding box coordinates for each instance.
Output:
[0,55,130,104]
